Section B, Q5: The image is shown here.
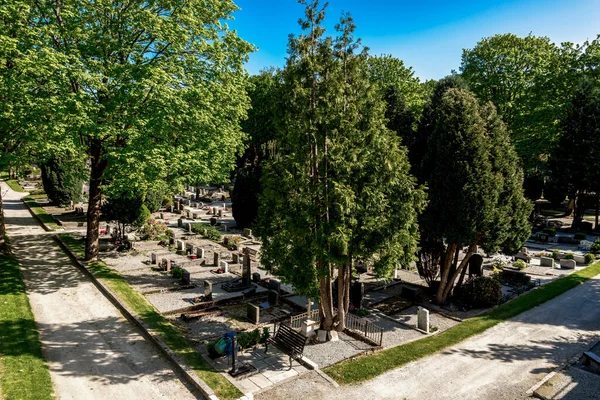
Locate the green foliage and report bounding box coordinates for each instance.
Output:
[0,254,54,399]
[564,252,574,260]
[257,3,425,308]
[512,260,527,270]
[191,224,222,242]
[237,329,261,349]
[543,228,557,237]
[261,327,270,343]
[585,253,596,264]
[133,205,151,228]
[5,179,25,192]
[28,189,46,196]
[40,154,85,207]
[139,219,170,241]
[223,235,243,251]
[144,188,166,213]
[591,239,600,254]
[103,188,147,228]
[574,232,587,240]
[552,249,561,260]
[459,276,503,309]
[170,267,183,279]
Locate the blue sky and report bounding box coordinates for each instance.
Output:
[228,0,600,81]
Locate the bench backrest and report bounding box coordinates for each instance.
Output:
[273,323,306,357]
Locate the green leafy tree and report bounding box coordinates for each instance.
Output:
[40,154,85,207]
[460,34,581,171]
[548,77,600,229]
[420,88,531,304]
[21,0,253,260]
[257,1,425,331]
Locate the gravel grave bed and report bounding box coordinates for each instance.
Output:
[303,332,373,368]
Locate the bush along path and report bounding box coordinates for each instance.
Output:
[58,234,242,400]
[325,261,600,384]
[0,246,54,400]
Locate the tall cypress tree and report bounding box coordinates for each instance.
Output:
[257,1,424,332]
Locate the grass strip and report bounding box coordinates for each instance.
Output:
[325,261,600,384]
[0,251,54,399]
[23,196,61,230]
[5,179,25,192]
[58,234,242,400]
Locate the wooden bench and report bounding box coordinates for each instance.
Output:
[583,352,600,373]
[265,323,306,369]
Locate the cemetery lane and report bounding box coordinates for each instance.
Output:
[259,273,600,400]
[1,181,201,400]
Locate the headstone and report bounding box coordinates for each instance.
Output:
[204,280,213,300]
[268,289,279,305]
[196,247,205,258]
[252,272,261,283]
[540,256,554,268]
[219,261,229,273]
[218,209,223,218]
[164,259,171,272]
[317,329,328,342]
[187,223,192,233]
[151,253,159,264]
[212,207,217,216]
[417,307,430,333]
[232,253,240,264]
[268,279,281,294]
[574,254,586,264]
[186,242,194,254]
[328,330,339,342]
[214,251,220,266]
[178,217,183,227]
[468,254,484,277]
[242,254,252,285]
[159,212,164,219]
[106,225,112,235]
[221,223,227,232]
[243,228,252,238]
[181,269,191,285]
[176,240,185,251]
[560,259,576,269]
[247,303,260,324]
[402,286,419,302]
[301,319,317,338]
[169,205,174,213]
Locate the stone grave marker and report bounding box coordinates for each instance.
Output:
[219,261,229,273]
[242,254,252,285]
[212,207,217,216]
[214,251,220,266]
[243,228,252,238]
[186,242,194,254]
[204,280,213,301]
[417,307,430,333]
[218,209,223,217]
[196,247,205,258]
[540,256,554,268]
[268,279,281,294]
[187,223,192,233]
[232,253,240,264]
[247,303,260,325]
[268,289,279,305]
[178,217,183,227]
[252,272,261,283]
[182,269,191,285]
[560,259,576,269]
[468,254,484,277]
[151,252,159,264]
[176,240,185,251]
[164,259,172,272]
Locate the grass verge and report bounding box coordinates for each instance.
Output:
[0,248,54,399]
[23,196,61,230]
[5,179,25,192]
[325,261,600,384]
[58,234,242,400]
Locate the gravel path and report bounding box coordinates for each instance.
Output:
[1,181,201,400]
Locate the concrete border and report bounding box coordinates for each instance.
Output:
[54,234,221,400]
[21,198,63,232]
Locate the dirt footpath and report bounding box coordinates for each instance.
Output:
[2,181,201,400]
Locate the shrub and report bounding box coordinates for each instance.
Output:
[564,252,574,260]
[191,224,222,241]
[574,232,587,240]
[552,249,560,260]
[139,218,170,240]
[29,189,46,196]
[542,227,556,237]
[41,154,85,207]
[584,253,596,265]
[591,239,600,254]
[170,266,183,279]
[260,327,270,343]
[133,204,151,227]
[459,276,503,309]
[512,260,527,270]
[144,189,165,213]
[223,235,243,250]
[237,329,261,349]
[491,260,506,271]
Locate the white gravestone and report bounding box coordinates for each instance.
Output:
[417,306,430,333]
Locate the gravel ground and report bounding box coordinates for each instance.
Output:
[302,332,373,368]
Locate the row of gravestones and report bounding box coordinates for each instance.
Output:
[246,279,281,324]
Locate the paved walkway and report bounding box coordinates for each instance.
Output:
[258,273,600,400]
[1,181,201,400]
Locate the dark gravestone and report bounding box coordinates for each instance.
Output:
[181,269,191,285]
[247,303,260,324]
[242,254,252,285]
[401,285,419,302]
[350,282,364,309]
[204,280,213,301]
[468,254,484,278]
[268,289,279,305]
[580,221,594,231]
[268,279,281,294]
[252,272,261,283]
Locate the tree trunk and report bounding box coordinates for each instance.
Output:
[595,195,599,231]
[571,190,585,229]
[435,242,457,304]
[335,262,351,332]
[440,243,477,303]
[319,262,335,331]
[566,197,575,217]
[85,138,108,261]
[0,188,5,249]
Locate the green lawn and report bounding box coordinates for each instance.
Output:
[5,179,25,193]
[23,196,61,230]
[58,234,242,400]
[0,251,54,399]
[325,261,600,384]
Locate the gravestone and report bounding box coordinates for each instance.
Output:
[169,205,174,213]
[214,251,220,266]
[560,259,576,269]
[468,254,484,277]
[106,225,112,235]
[242,254,252,285]
[218,209,223,218]
[221,223,227,232]
[164,259,171,272]
[212,207,217,216]
[186,242,194,254]
[151,252,158,264]
[252,272,261,283]
[159,212,164,219]
[417,307,430,333]
[540,256,554,268]
[204,280,213,301]
[181,269,191,285]
[247,303,260,325]
[196,247,205,258]
[350,282,365,309]
[402,286,419,302]
[268,279,281,294]
[232,253,240,264]
[268,289,279,305]
[187,223,192,233]
[176,240,185,251]
[178,217,183,227]
[243,228,252,238]
[219,261,229,273]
